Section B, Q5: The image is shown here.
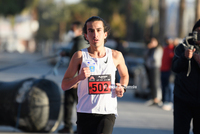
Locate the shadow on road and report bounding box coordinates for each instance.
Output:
[113,127,173,134]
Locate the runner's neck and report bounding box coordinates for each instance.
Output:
[87,47,106,58]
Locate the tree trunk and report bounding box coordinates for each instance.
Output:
[159,0,166,45]
[178,0,185,38]
[195,0,200,22]
[125,0,133,41]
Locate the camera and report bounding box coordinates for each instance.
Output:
[185,31,200,48]
[188,31,200,42]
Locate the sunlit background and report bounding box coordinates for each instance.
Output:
[0,0,199,133]
[0,0,199,53]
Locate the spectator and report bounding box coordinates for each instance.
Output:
[144,37,163,106]
[115,37,127,56]
[160,37,174,111]
[172,19,200,133]
[58,21,88,133]
[173,37,181,48]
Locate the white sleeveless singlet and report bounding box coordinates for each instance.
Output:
[77,47,118,115]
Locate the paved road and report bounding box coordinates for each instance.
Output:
[0,52,174,134]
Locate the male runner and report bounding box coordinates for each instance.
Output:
[61,16,129,134]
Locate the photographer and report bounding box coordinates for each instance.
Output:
[172,19,200,134]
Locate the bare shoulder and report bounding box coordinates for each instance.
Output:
[111,49,123,60]
[111,49,124,67]
[64,50,82,78]
[70,50,83,65]
[72,50,82,59]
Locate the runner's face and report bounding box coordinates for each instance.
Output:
[84,20,107,47]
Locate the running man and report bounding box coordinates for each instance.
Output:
[61,16,129,134]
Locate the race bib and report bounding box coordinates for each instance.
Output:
[88,74,111,94]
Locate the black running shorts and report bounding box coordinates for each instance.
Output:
[77,112,116,134]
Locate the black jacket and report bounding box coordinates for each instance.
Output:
[69,35,88,58]
[172,42,200,105]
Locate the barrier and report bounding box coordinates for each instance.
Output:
[0,78,61,132]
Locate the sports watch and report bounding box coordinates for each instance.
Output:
[121,85,127,92]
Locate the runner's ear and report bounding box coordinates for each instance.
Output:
[104,32,107,39]
[84,33,88,40]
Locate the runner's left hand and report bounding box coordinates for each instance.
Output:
[115,83,124,97]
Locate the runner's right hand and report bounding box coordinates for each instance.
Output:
[78,67,91,80]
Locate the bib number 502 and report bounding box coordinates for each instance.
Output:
[88,82,111,94]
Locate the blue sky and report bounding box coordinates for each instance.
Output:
[166,0,195,4]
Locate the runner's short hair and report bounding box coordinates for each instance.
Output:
[83,16,110,43]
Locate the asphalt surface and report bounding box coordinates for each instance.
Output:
[0,51,174,134]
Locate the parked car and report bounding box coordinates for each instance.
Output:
[105,40,150,99]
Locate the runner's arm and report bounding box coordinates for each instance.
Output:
[113,50,129,97]
[61,51,90,91]
[117,52,129,87]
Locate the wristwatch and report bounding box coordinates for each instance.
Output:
[121,85,127,92]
